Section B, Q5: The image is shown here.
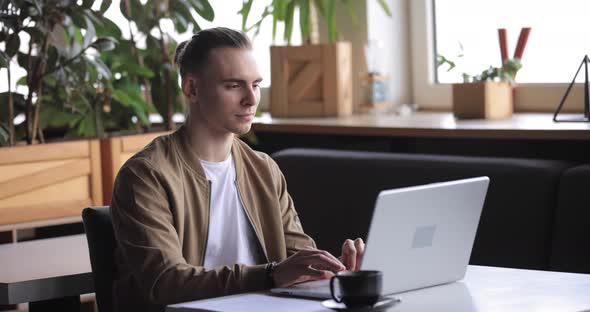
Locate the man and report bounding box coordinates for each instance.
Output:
[111,27,364,312]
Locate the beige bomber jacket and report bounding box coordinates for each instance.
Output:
[110,125,316,312]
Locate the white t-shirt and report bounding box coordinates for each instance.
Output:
[201,153,263,268]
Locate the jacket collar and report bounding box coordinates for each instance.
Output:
[172,125,246,182]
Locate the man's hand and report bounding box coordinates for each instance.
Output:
[339,238,365,271]
[272,249,346,288]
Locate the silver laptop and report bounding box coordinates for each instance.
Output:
[271,177,489,299]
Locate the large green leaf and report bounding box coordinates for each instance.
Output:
[120,0,152,34]
[70,10,87,30]
[86,55,112,79]
[171,0,201,33]
[91,37,117,51]
[77,113,97,136]
[283,1,295,44]
[5,33,20,57]
[81,0,93,9]
[117,61,155,78]
[0,123,9,146]
[189,0,214,22]
[93,16,122,39]
[239,0,254,31]
[0,50,8,68]
[99,0,112,14]
[0,92,26,124]
[325,0,338,42]
[299,0,310,42]
[273,0,288,21]
[38,104,80,129]
[16,76,28,86]
[112,86,151,123]
[82,15,96,49]
[171,11,189,33]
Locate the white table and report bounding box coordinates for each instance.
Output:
[0,234,93,311]
[167,265,590,312]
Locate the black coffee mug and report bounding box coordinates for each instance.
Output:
[329,270,383,307]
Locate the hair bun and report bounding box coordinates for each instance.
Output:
[174,40,189,67]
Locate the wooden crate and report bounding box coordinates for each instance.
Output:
[101,132,169,204]
[0,140,102,232]
[452,82,513,119]
[270,42,352,117]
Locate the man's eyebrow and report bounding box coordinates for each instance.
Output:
[222,78,264,83]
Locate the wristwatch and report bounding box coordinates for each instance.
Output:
[265,261,278,286]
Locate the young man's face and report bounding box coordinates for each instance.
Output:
[192,47,262,135]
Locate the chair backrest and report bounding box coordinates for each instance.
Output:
[82,206,115,312]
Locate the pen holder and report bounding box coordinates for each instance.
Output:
[452,81,513,119]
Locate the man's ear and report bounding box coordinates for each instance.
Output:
[182,75,198,99]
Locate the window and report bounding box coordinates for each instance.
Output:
[434,0,590,84]
[411,0,585,112]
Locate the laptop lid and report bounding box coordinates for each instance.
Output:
[361,176,489,294]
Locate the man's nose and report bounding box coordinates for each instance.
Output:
[241,87,257,106]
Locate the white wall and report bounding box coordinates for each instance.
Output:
[367,0,413,106]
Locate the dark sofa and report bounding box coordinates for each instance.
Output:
[272,148,589,274]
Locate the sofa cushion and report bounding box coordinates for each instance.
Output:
[551,165,590,273]
[273,148,570,270]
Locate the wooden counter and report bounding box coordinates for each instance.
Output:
[252,112,590,141]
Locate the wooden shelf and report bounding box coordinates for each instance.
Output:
[252,112,590,141]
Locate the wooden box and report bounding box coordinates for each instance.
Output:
[270,42,352,117]
[101,131,169,204]
[0,140,102,230]
[452,82,513,119]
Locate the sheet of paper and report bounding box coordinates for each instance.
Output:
[167,293,329,312]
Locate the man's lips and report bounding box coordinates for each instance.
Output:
[236,113,254,121]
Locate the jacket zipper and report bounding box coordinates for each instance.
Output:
[235,180,269,262]
[200,180,212,266]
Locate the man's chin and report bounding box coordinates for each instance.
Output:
[232,124,252,136]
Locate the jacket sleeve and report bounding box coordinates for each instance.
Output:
[269,157,317,256]
[111,160,271,306]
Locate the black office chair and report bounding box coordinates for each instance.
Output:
[82,206,115,312]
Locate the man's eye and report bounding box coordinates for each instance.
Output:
[253,84,260,89]
[227,84,240,89]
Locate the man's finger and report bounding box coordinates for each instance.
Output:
[354,238,365,271]
[302,253,345,272]
[319,250,344,266]
[342,239,356,271]
[303,266,335,280]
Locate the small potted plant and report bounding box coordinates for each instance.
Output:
[449,27,530,119]
[452,58,522,119]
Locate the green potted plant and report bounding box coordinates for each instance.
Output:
[0,0,115,232]
[445,27,530,119]
[452,58,522,120]
[0,0,215,233]
[239,0,391,118]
